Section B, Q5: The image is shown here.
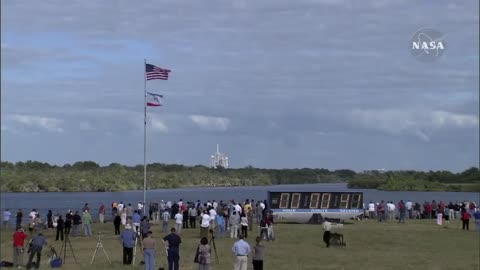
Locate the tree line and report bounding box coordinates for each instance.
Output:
[0,161,478,192]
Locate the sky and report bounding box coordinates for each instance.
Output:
[1,0,479,172]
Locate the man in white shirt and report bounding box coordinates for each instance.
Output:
[174,211,183,234]
[29,210,37,221]
[200,211,211,239]
[117,202,125,213]
[368,202,376,219]
[323,221,332,248]
[137,202,144,212]
[232,234,251,270]
[405,200,413,219]
[209,208,217,230]
[161,209,170,233]
[386,202,396,220]
[234,204,242,215]
[3,209,11,229]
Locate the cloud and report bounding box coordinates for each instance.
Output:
[150,117,169,133]
[190,115,230,132]
[1,0,478,171]
[7,114,64,133]
[350,109,478,141]
[79,121,95,131]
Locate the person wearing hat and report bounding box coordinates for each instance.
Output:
[120,224,136,265]
[13,226,28,268]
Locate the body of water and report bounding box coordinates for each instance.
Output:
[1,183,478,215]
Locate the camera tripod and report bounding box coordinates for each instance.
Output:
[59,234,78,264]
[90,233,111,265]
[209,229,219,264]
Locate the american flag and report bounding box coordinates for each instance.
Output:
[145,63,171,80]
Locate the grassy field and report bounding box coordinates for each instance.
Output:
[1,219,479,270]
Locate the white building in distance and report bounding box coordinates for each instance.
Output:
[210,144,229,169]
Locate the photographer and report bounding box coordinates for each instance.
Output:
[26,232,48,269]
[13,227,28,268]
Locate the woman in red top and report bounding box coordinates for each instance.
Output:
[13,227,28,267]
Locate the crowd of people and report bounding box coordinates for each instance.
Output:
[4,198,272,270]
[364,200,480,230]
[4,197,479,270]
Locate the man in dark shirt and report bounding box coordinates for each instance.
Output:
[26,233,48,269]
[163,228,182,270]
[64,211,72,235]
[56,216,64,241]
[72,212,82,237]
[16,209,23,229]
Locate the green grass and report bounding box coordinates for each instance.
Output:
[1,219,479,270]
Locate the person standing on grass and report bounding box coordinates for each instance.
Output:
[447,202,455,220]
[72,211,82,237]
[13,227,28,268]
[163,228,182,270]
[174,211,183,234]
[377,201,385,222]
[55,216,64,241]
[83,210,93,237]
[141,216,151,239]
[64,211,72,235]
[114,213,122,235]
[143,231,157,270]
[398,200,406,223]
[126,203,134,221]
[46,210,53,229]
[200,211,211,239]
[473,210,480,233]
[266,212,275,241]
[182,206,189,229]
[240,213,249,239]
[16,209,24,229]
[99,203,106,224]
[229,211,240,239]
[196,237,211,270]
[368,202,375,219]
[162,209,170,233]
[252,236,265,270]
[461,209,471,230]
[189,205,198,229]
[3,209,11,229]
[132,210,142,233]
[232,234,251,270]
[405,200,413,219]
[120,224,136,265]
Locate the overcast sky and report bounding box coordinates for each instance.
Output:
[1,0,479,172]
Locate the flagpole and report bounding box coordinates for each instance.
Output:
[143,59,147,215]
